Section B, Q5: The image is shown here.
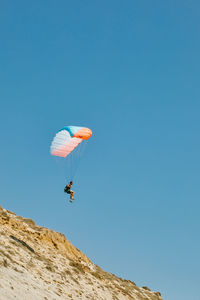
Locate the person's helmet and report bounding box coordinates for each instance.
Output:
[70,181,73,185]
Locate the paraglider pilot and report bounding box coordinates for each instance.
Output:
[64,181,75,203]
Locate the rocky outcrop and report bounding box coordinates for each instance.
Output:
[0,205,163,300]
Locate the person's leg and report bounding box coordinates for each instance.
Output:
[71,190,75,200]
[69,191,74,202]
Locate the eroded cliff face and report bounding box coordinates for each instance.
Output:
[0,206,163,300]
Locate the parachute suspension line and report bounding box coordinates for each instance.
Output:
[67,140,88,180]
[73,140,88,185]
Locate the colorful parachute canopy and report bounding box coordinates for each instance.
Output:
[50,126,92,157]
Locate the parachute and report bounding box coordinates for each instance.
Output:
[50,126,92,157]
[50,126,92,179]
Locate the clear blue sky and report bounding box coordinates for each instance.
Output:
[0,1,199,299]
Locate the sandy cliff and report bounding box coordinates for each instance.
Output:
[0,206,163,300]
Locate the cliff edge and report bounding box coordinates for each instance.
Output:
[0,205,163,300]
